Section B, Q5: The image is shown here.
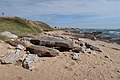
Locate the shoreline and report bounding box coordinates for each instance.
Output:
[66,29,120,45]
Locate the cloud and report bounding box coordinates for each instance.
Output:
[1,0,120,16]
[0,0,120,28]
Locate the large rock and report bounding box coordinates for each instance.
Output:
[0,31,18,39]
[0,49,20,64]
[30,36,74,49]
[26,45,59,57]
[22,54,39,69]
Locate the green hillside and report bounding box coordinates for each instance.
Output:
[0,16,53,36]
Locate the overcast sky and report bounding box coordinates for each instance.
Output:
[0,0,120,28]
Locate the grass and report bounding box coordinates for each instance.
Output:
[0,35,8,40]
[0,16,54,37]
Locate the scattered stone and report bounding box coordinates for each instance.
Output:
[91,37,97,41]
[72,47,86,53]
[70,53,79,60]
[26,45,59,57]
[104,55,109,59]
[86,48,92,54]
[22,54,39,69]
[0,31,18,39]
[85,43,91,48]
[117,70,120,73]
[89,45,102,52]
[85,43,102,52]
[112,48,120,51]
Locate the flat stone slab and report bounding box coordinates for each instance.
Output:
[30,36,74,49]
[26,45,59,57]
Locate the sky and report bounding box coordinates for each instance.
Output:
[0,0,120,29]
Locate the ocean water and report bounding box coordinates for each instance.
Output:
[70,29,120,44]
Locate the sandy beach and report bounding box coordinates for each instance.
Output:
[0,30,120,80]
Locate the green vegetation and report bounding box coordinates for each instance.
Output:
[0,16,53,36]
[0,35,8,40]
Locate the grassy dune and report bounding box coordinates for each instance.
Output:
[0,16,53,36]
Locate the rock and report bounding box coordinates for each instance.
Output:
[89,45,102,52]
[85,43,102,52]
[6,40,31,47]
[70,53,79,60]
[0,31,18,39]
[86,48,92,54]
[72,47,86,53]
[20,37,32,41]
[112,48,120,51]
[16,44,26,50]
[104,55,109,58]
[26,45,59,57]
[30,36,74,49]
[0,49,21,64]
[22,54,39,69]
[85,43,91,48]
[91,37,97,41]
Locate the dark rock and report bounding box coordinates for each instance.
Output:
[85,43,91,48]
[72,47,86,53]
[89,45,102,52]
[112,48,120,51]
[30,39,40,45]
[85,43,102,52]
[26,45,59,57]
[104,55,109,58]
[91,37,97,41]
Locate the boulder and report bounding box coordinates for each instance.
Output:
[0,31,18,39]
[30,36,74,49]
[0,49,21,64]
[22,54,39,69]
[26,45,59,57]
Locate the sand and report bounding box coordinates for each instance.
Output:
[0,31,120,80]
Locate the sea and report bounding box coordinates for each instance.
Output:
[70,29,120,44]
